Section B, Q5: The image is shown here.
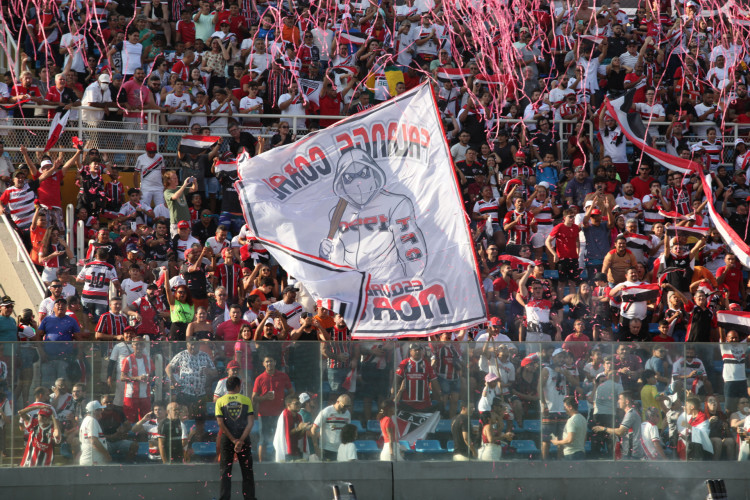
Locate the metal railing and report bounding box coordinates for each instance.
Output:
[0,214,45,299]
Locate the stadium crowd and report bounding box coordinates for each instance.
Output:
[1,0,750,469]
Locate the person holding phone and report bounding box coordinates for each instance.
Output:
[163,170,198,237]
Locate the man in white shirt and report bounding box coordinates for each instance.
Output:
[81,74,113,126]
[79,401,110,465]
[134,142,166,207]
[244,38,269,79]
[312,394,352,461]
[164,79,192,125]
[278,82,306,119]
[119,188,155,226]
[60,19,88,77]
[694,91,719,137]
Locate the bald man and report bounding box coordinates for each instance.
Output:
[312,395,352,461]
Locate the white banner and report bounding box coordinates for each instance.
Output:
[236,83,486,338]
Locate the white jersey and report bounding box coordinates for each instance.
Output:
[135,153,166,191]
[79,415,107,465]
[268,300,304,330]
[121,279,147,306]
[543,365,567,413]
[313,405,351,452]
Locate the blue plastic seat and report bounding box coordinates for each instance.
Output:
[351,420,365,434]
[136,442,150,458]
[192,442,216,457]
[648,323,660,334]
[204,420,220,434]
[367,420,381,433]
[435,419,452,434]
[354,440,380,455]
[206,403,215,417]
[544,270,559,280]
[511,440,540,456]
[183,419,195,431]
[446,440,455,453]
[523,420,541,433]
[398,439,415,455]
[415,439,446,454]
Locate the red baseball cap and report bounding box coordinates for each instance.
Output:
[590,209,602,215]
[146,142,157,152]
[38,407,53,417]
[177,220,190,229]
[227,360,240,369]
[515,151,526,158]
[489,317,502,327]
[572,158,584,167]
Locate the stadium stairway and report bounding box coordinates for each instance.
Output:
[0,217,45,314]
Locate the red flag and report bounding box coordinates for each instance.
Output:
[44,111,70,153]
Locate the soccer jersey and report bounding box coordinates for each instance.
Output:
[473,198,499,224]
[21,416,61,466]
[431,343,462,380]
[77,260,118,305]
[503,210,536,245]
[135,153,165,191]
[121,353,154,399]
[215,392,254,439]
[0,184,35,228]
[396,357,437,410]
[96,312,128,338]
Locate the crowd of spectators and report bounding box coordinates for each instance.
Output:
[1,0,750,468]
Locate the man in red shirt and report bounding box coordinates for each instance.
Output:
[252,356,293,462]
[717,254,746,304]
[630,164,656,201]
[43,73,81,119]
[10,71,44,118]
[395,343,441,411]
[545,208,580,296]
[216,304,251,358]
[20,145,81,231]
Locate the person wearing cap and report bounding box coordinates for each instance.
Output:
[0,295,16,342]
[267,285,304,330]
[18,403,62,466]
[214,360,244,401]
[77,399,109,465]
[0,161,35,244]
[395,343,442,412]
[477,372,501,415]
[540,348,578,460]
[134,141,166,208]
[81,71,114,138]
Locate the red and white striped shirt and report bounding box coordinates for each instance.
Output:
[503,210,536,245]
[77,261,119,305]
[121,353,154,399]
[431,343,461,381]
[472,198,499,224]
[215,262,242,303]
[96,312,128,337]
[395,357,437,410]
[327,326,351,369]
[699,139,722,168]
[0,184,35,228]
[530,199,557,226]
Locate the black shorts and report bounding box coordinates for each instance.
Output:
[557,258,581,282]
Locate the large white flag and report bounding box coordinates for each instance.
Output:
[236,83,486,339]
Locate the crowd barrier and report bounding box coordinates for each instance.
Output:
[0,340,743,467]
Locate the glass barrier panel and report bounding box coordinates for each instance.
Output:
[0,340,745,466]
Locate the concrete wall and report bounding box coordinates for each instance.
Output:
[1,461,747,500]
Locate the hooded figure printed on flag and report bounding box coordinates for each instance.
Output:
[235,83,486,338]
[318,148,427,280]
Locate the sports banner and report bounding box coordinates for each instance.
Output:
[617,283,661,303]
[299,78,322,105]
[236,83,486,338]
[178,135,220,156]
[717,310,750,337]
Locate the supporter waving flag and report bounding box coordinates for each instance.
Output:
[178,135,221,156]
[717,310,750,337]
[44,110,70,153]
[235,83,486,338]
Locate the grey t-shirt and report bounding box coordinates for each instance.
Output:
[594,378,623,416]
[620,408,643,459]
[563,413,587,456]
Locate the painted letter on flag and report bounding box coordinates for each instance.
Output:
[236,83,486,338]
